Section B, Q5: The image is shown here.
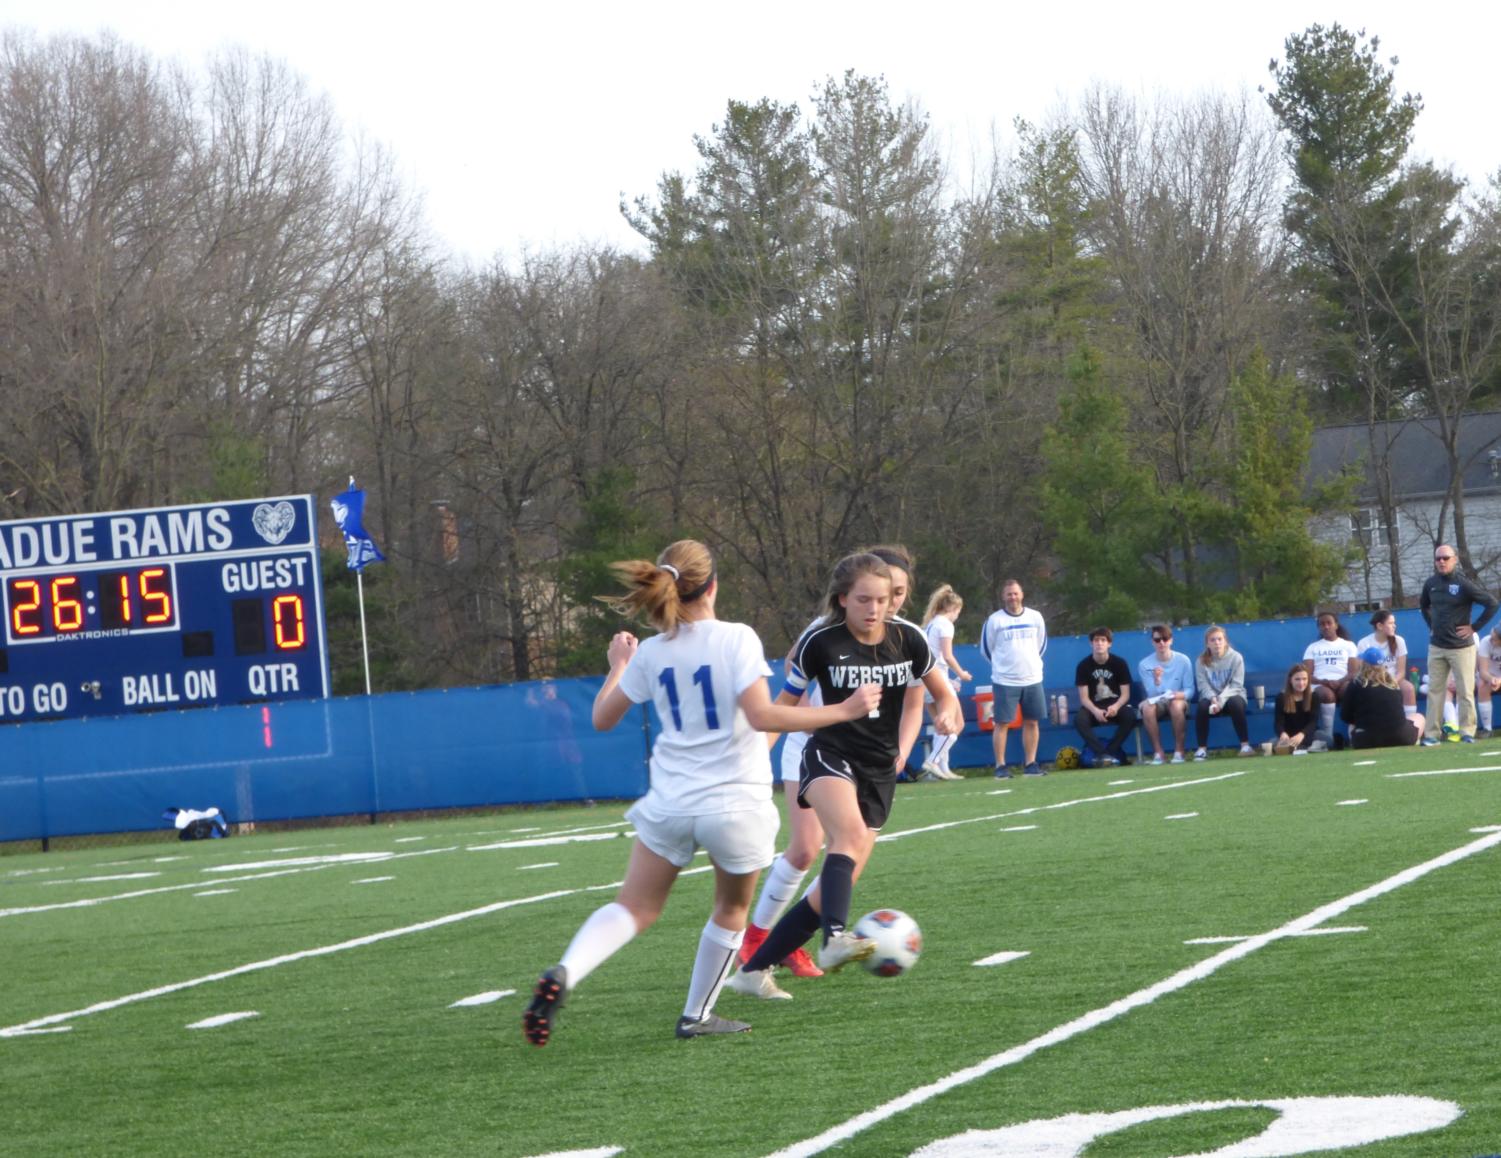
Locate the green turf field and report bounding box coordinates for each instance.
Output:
[3,746,1499,1156]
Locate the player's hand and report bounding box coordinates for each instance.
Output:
[1210,701,1220,715]
[841,684,882,719]
[933,699,963,734]
[959,669,972,681]
[607,632,638,669]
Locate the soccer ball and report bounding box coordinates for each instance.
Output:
[853,908,922,977]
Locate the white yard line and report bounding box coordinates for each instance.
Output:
[974,951,1030,967]
[1387,764,1501,778]
[187,1012,259,1029]
[0,848,457,919]
[2,780,1236,920]
[0,857,711,1038]
[0,866,337,917]
[758,828,1501,1158]
[1184,925,1366,945]
[0,882,619,1038]
[879,772,1243,842]
[449,990,516,1008]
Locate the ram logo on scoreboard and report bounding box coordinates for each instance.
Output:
[0,496,330,721]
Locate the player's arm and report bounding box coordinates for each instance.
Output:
[592,632,638,731]
[941,637,969,681]
[739,678,879,732]
[896,683,926,770]
[922,667,962,733]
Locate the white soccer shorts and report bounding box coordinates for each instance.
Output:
[625,798,780,874]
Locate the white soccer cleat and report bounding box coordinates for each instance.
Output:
[816,930,876,973]
[728,968,792,1001]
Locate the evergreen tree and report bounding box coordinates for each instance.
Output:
[1040,349,1170,629]
[1223,352,1353,617]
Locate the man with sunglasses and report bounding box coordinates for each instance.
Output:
[1419,544,1499,745]
[1137,626,1194,765]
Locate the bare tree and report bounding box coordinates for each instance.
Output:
[1079,85,1288,591]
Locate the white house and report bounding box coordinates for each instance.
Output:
[1309,412,1501,609]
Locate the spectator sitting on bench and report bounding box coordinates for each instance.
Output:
[1193,624,1253,760]
[1273,664,1327,754]
[1303,612,1359,746]
[1138,625,1194,765]
[1074,627,1137,767]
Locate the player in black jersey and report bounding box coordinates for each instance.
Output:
[730,552,963,994]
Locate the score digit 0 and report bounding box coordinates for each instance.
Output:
[272,593,306,650]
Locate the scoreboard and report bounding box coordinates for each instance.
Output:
[0,496,330,722]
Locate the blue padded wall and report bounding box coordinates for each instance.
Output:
[0,607,1457,843]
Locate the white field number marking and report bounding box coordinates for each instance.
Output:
[759,828,1501,1157]
[909,1095,1461,1156]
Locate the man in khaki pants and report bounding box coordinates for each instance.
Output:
[1419,544,1499,744]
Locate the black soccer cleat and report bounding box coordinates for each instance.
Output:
[522,965,568,1047]
[675,1013,751,1039]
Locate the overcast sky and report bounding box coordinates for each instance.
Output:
[5,1,1497,265]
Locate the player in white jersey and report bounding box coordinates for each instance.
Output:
[920,584,970,779]
[1303,612,1360,743]
[1355,609,1416,714]
[742,545,921,979]
[522,540,878,1046]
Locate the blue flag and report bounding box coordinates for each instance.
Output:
[330,487,385,572]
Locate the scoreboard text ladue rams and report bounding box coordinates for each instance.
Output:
[0,497,330,722]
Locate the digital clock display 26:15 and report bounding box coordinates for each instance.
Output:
[7,566,178,639]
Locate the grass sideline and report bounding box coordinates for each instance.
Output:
[2,746,1499,1156]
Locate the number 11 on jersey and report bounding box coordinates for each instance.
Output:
[658,664,721,730]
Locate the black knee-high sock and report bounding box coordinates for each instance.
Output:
[743,897,822,972]
[819,853,856,944]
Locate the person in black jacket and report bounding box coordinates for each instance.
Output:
[1342,648,1426,749]
[1273,664,1324,754]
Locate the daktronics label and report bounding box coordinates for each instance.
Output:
[0,497,330,721]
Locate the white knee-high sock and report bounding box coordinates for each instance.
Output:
[682,920,742,1021]
[1444,698,1458,728]
[1319,702,1336,738]
[558,901,638,987]
[929,731,958,771]
[1480,701,1493,731]
[752,855,809,929]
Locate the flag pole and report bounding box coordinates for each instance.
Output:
[351,475,373,696]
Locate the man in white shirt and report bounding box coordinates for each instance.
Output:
[979,579,1047,777]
